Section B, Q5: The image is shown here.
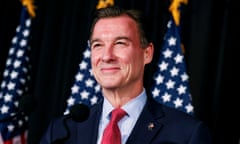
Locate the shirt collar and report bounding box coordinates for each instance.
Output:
[102,88,147,120]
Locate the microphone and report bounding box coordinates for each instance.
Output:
[66,103,90,122]
[51,103,90,144]
[0,94,34,123]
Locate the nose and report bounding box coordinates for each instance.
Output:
[101,46,114,62]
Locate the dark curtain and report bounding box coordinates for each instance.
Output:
[0,0,237,144]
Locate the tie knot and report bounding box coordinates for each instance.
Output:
[110,108,126,123]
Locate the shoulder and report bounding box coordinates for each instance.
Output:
[146,97,203,126]
[143,98,212,143]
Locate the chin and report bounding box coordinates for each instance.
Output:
[101,83,118,90]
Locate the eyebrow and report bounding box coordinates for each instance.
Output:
[115,36,131,42]
[90,36,131,44]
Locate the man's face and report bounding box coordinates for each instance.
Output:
[90,15,152,90]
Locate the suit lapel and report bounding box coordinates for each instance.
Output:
[76,103,102,144]
[126,97,165,144]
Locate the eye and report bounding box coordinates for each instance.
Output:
[91,42,102,49]
[115,40,128,46]
[116,41,124,45]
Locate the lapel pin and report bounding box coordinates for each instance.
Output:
[148,122,155,131]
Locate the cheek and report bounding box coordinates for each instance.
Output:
[91,56,99,77]
[91,52,100,65]
[121,53,140,71]
[119,51,143,70]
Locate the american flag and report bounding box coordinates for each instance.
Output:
[151,16,194,115]
[64,41,103,115]
[0,7,32,143]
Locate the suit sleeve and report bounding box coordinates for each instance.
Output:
[39,118,67,144]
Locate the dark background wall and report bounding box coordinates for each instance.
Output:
[0,0,237,143]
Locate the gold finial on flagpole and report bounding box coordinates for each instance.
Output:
[21,0,36,18]
[96,0,114,9]
[169,0,188,26]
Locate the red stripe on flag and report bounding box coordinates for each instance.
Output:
[3,132,27,144]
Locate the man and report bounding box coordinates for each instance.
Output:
[40,6,212,144]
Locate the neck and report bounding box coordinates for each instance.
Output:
[102,86,143,108]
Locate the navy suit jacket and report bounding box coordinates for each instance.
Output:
[40,97,212,144]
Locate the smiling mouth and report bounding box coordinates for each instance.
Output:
[101,67,120,73]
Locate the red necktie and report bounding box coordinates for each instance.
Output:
[101,108,126,144]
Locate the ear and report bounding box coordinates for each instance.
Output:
[144,42,154,64]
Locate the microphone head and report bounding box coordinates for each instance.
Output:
[69,104,90,122]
